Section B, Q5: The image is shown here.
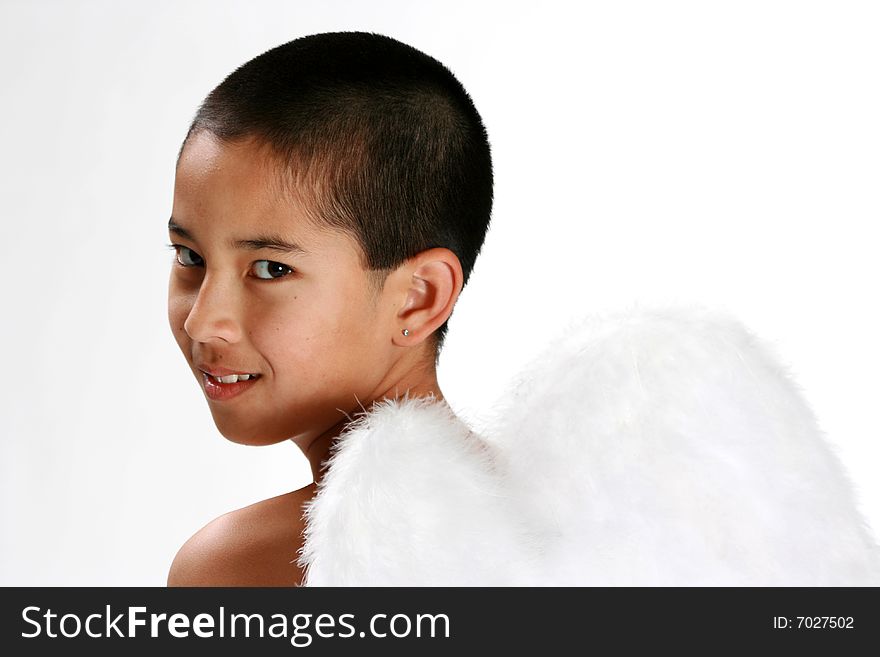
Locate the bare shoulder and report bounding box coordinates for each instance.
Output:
[167,483,317,587]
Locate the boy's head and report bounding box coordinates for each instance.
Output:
[178,31,493,358]
[168,32,492,446]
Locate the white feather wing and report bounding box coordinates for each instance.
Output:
[298,395,539,586]
[483,303,880,585]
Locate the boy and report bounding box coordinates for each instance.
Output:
[166,32,493,585]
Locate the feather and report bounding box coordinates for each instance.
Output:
[298,303,880,585]
[298,394,538,585]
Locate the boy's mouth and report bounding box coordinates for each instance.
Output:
[205,372,261,384]
[199,369,262,402]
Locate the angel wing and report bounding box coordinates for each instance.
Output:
[484,303,880,585]
[297,394,540,586]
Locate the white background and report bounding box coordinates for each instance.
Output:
[1,0,878,585]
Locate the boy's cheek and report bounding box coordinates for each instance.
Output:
[167,296,193,346]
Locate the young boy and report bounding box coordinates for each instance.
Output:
[166,32,493,585]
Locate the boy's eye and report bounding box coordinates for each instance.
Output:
[252,260,294,280]
[175,245,204,267]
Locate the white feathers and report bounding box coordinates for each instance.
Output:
[297,394,538,586]
[298,303,880,586]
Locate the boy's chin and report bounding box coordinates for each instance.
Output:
[211,416,289,447]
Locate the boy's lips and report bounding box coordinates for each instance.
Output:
[197,364,260,377]
[195,363,263,401]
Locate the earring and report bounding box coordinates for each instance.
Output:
[401,328,410,336]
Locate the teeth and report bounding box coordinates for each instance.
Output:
[214,373,256,384]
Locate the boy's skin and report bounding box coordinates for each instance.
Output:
[166,131,464,585]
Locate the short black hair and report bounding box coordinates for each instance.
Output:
[179,31,493,360]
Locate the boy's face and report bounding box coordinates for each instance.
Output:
[168,132,395,447]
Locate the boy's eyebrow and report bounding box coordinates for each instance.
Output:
[168,217,308,255]
[168,217,192,240]
[233,235,308,256]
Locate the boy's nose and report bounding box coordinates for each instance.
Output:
[183,274,244,344]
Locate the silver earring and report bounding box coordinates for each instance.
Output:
[401,328,410,336]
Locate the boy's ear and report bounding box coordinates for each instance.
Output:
[391,248,463,346]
